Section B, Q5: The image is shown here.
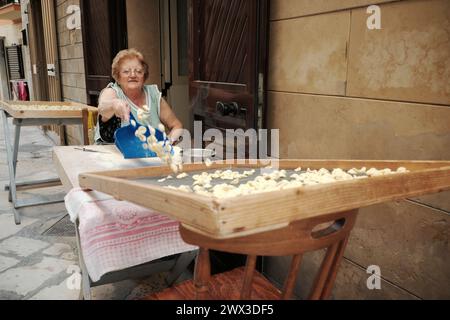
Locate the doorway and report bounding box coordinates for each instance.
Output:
[125,0,191,132]
[0,37,10,100]
[162,0,191,132]
[27,0,63,143]
[187,0,270,273]
[27,0,48,101]
[187,0,269,161]
[80,0,128,106]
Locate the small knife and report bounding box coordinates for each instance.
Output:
[74,147,110,154]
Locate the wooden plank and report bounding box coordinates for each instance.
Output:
[0,100,97,119]
[79,172,221,236]
[78,159,450,239]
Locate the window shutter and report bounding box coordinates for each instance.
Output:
[6,45,25,80]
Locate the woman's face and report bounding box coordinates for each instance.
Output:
[117,57,145,91]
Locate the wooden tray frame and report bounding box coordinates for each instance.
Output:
[79,159,450,239]
[0,100,97,119]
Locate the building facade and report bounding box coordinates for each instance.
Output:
[15,0,450,299]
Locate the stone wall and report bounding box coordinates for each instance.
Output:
[55,0,87,145]
[266,0,450,299]
[0,20,22,46]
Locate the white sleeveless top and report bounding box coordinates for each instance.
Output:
[94,82,162,142]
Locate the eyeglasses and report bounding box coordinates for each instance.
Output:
[120,68,144,77]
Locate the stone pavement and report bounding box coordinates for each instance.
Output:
[0,119,186,300]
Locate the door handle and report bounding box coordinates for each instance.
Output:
[216,101,240,117]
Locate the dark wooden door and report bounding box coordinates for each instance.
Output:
[80,0,127,106]
[188,0,269,272]
[188,0,269,135]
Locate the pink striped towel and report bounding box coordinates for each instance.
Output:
[64,188,197,282]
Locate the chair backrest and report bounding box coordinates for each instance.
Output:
[81,108,98,145]
[179,209,358,300]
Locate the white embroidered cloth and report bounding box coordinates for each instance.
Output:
[64,188,197,282]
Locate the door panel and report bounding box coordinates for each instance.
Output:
[28,0,49,101]
[28,0,63,142]
[189,0,269,134]
[41,0,61,101]
[41,0,63,141]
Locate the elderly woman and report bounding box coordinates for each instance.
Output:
[94,48,182,144]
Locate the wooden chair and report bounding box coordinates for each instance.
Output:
[81,108,97,145]
[146,209,358,300]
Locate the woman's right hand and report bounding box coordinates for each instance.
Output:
[112,99,131,122]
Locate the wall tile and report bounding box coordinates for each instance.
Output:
[265,199,450,299]
[270,0,399,20]
[347,201,450,299]
[347,0,450,105]
[265,252,419,299]
[267,92,450,160]
[268,11,350,95]
[412,192,450,213]
[126,0,161,87]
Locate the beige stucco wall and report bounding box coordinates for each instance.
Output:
[126,0,191,132]
[0,20,21,46]
[266,0,450,299]
[55,0,87,145]
[126,0,162,88]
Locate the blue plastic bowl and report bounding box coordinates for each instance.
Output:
[114,115,166,159]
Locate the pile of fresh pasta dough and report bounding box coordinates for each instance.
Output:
[164,166,409,198]
[132,113,183,173]
[13,105,85,111]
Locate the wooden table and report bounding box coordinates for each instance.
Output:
[0,100,97,224]
[53,144,197,300]
[53,144,162,191]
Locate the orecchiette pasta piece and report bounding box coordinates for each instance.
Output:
[148,126,156,136]
[204,158,213,167]
[177,173,188,179]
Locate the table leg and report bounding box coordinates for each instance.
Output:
[7,121,20,202]
[4,123,61,198]
[194,247,211,300]
[320,235,350,300]
[75,219,91,300]
[0,110,20,224]
[165,250,198,286]
[12,120,20,174]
